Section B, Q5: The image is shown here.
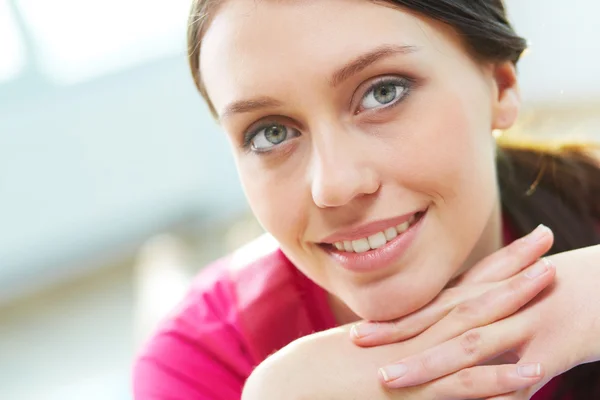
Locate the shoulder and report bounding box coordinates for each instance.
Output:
[133,234,318,399]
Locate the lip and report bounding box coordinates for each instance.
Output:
[320,210,425,244]
[321,208,427,273]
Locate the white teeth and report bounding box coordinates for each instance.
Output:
[352,238,371,253]
[396,221,410,233]
[367,232,387,249]
[331,213,421,253]
[384,227,398,241]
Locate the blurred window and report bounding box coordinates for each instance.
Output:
[0,0,25,83]
[15,0,191,84]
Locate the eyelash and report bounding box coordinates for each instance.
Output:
[356,75,414,114]
[241,75,415,154]
[241,119,295,153]
[242,125,261,150]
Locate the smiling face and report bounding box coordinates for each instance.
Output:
[200,0,521,322]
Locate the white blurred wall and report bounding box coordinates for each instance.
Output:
[0,57,246,301]
[507,0,600,106]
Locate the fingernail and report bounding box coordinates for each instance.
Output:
[351,322,378,339]
[525,258,554,279]
[379,363,408,382]
[525,224,550,244]
[517,363,542,378]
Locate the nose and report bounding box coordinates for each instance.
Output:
[310,128,381,209]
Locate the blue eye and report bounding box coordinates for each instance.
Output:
[246,123,299,152]
[360,78,412,111]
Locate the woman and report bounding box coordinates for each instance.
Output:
[133,0,600,399]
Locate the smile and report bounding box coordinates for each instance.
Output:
[320,209,428,273]
[331,213,421,253]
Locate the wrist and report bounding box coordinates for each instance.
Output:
[585,246,600,363]
[559,245,600,365]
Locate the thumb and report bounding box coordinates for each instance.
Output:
[489,348,559,400]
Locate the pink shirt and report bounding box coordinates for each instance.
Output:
[133,233,563,399]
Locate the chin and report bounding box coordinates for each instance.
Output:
[357,306,406,322]
[345,281,440,322]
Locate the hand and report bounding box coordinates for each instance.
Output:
[242,226,558,400]
[355,244,600,398]
[351,224,554,347]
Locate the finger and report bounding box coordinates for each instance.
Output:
[352,257,555,347]
[457,224,554,285]
[379,260,554,388]
[353,227,553,347]
[418,257,555,345]
[380,322,526,388]
[352,226,553,347]
[414,364,544,400]
[503,347,562,400]
[351,284,490,346]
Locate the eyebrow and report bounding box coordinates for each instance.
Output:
[330,44,420,87]
[219,44,419,121]
[220,97,284,122]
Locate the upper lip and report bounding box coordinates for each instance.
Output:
[319,210,424,244]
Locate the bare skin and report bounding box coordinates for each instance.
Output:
[243,238,600,400]
[201,0,516,323]
[198,0,600,398]
[242,231,558,400]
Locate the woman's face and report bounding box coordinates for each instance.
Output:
[200,0,520,321]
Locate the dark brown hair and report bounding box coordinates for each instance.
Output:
[187,1,600,397]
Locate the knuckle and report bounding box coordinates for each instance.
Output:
[494,368,511,390]
[456,368,476,390]
[513,236,530,252]
[389,319,412,340]
[418,351,438,375]
[507,276,527,294]
[459,330,482,358]
[504,239,525,262]
[452,300,481,322]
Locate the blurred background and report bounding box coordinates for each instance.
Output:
[0,0,598,399]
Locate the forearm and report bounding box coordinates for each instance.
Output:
[242,326,422,400]
[551,244,600,364]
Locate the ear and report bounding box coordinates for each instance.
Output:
[491,62,521,130]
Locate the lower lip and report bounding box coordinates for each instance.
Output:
[324,210,427,273]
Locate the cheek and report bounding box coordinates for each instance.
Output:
[426,95,496,207]
[239,163,331,288]
[382,84,496,202]
[376,87,497,264]
[238,161,308,246]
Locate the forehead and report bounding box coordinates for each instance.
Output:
[200,0,463,115]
